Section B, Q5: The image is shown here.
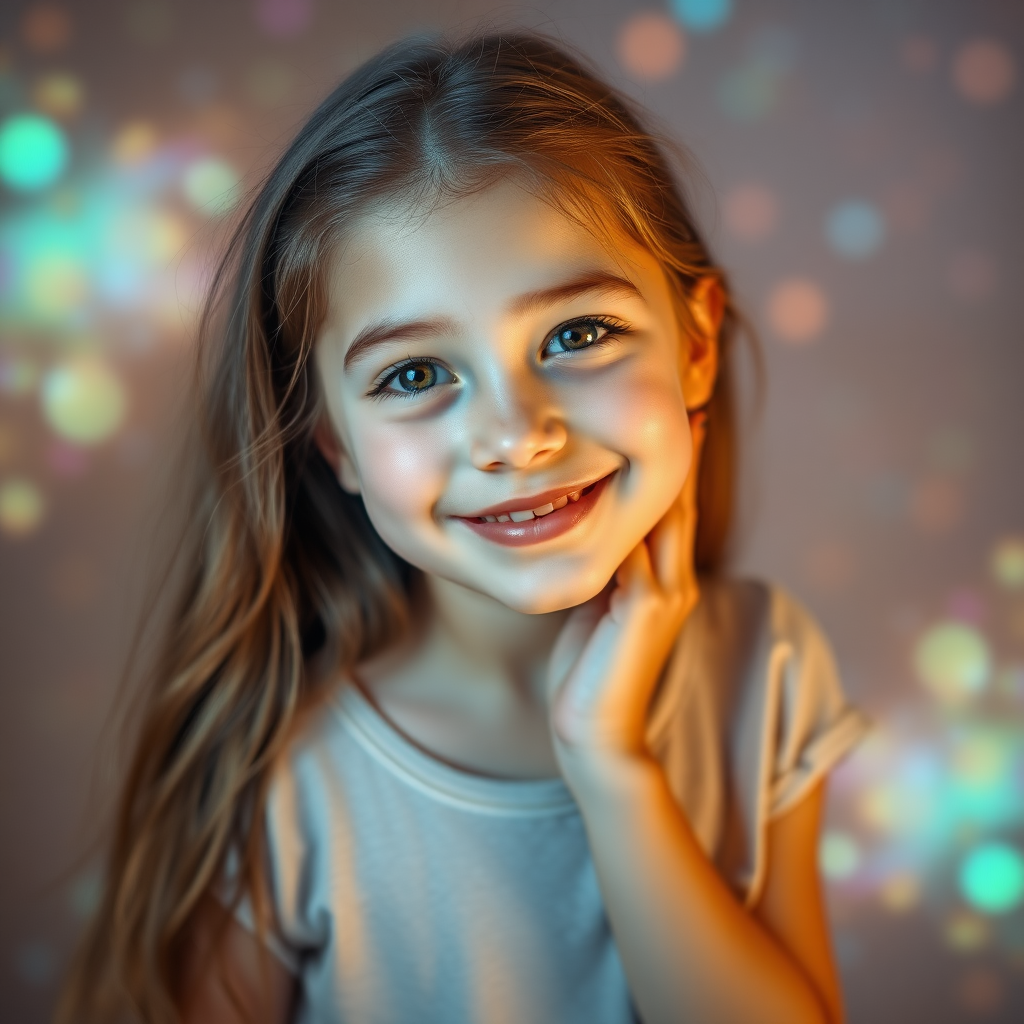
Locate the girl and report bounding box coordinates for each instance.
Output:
[61,30,868,1024]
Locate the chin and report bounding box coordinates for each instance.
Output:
[487,565,614,616]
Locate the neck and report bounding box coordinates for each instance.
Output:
[425,574,570,694]
[357,571,568,710]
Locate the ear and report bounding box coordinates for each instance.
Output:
[680,275,723,410]
[312,415,361,494]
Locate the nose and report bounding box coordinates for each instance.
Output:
[469,385,568,472]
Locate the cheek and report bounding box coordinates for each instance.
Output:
[572,365,691,484]
[349,421,450,538]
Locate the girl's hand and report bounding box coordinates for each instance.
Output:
[546,411,708,783]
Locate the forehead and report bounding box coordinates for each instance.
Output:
[326,178,664,322]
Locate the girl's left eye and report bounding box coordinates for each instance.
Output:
[542,316,630,357]
[370,359,456,399]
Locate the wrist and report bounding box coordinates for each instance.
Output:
[556,744,664,812]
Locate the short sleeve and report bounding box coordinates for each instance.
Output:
[212,735,335,975]
[765,588,872,820]
[214,837,303,974]
[646,578,871,910]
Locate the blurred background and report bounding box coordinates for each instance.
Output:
[0,0,1021,1020]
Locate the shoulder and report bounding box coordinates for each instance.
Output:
[694,575,831,654]
[259,691,352,850]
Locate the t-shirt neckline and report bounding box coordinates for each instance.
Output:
[334,681,579,817]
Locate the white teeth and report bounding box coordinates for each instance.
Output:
[482,487,585,523]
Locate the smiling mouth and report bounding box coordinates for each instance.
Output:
[469,483,598,524]
[454,474,613,548]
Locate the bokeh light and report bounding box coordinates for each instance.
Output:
[880,872,921,911]
[256,0,313,38]
[617,13,687,82]
[45,440,90,479]
[111,122,159,166]
[913,622,990,705]
[722,183,778,243]
[825,200,886,260]
[32,73,84,120]
[944,910,990,952]
[718,26,797,121]
[990,537,1024,590]
[0,114,69,192]
[0,478,46,537]
[182,157,241,216]
[100,207,188,304]
[956,967,1005,1015]
[766,277,829,343]
[959,842,1024,914]
[21,4,72,54]
[24,250,88,322]
[909,477,963,535]
[669,0,732,34]
[820,831,861,879]
[952,39,1016,105]
[41,356,127,445]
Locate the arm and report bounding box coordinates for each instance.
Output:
[546,410,841,1023]
[753,779,844,1024]
[571,761,840,1024]
[176,893,297,1024]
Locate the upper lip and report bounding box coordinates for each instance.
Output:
[456,473,611,519]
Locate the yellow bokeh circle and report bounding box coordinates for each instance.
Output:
[0,477,45,536]
[990,536,1024,590]
[913,621,990,705]
[41,355,126,444]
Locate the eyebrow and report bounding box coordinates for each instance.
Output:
[342,270,643,371]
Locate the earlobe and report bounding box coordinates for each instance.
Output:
[312,417,361,494]
[681,276,723,411]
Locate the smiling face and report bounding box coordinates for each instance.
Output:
[314,177,715,615]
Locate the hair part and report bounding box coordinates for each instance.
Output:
[60,28,750,1022]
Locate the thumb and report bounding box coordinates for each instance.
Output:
[547,584,610,699]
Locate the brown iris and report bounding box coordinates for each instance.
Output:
[396,362,436,392]
[553,322,600,351]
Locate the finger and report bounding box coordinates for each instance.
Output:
[608,540,657,625]
[680,412,707,541]
[647,492,685,593]
[647,413,705,591]
[680,410,707,524]
[547,586,609,697]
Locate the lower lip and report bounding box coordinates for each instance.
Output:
[455,474,613,548]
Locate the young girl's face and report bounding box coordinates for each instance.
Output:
[315,177,711,615]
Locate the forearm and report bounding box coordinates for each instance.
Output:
[571,756,831,1024]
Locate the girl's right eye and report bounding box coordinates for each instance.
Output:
[368,359,456,400]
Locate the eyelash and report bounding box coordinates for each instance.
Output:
[366,315,632,400]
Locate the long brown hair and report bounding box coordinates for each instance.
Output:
[60,29,746,1022]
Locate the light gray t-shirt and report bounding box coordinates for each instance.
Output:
[222,579,869,1024]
